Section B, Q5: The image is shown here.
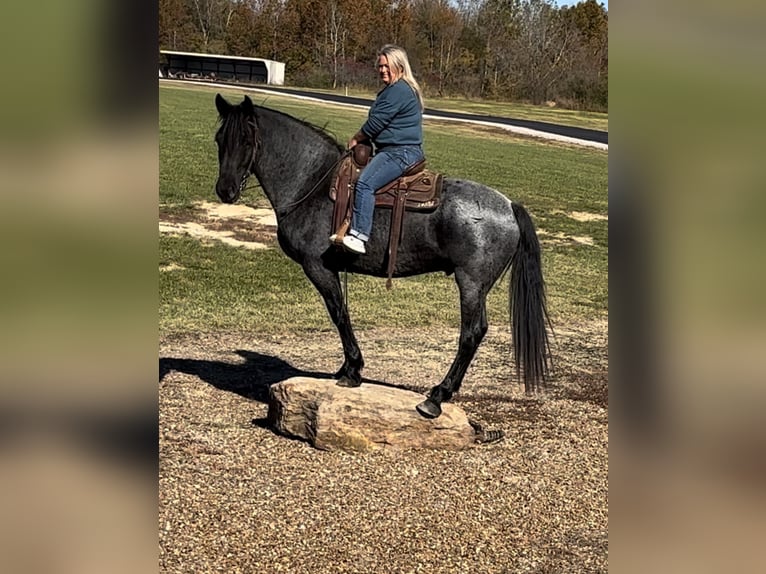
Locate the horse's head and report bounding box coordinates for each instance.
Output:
[214,94,258,204]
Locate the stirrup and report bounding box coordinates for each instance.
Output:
[330,220,350,245]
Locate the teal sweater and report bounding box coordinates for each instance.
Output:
[361,80,422,148]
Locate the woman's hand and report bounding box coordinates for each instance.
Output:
[347,131,367,149]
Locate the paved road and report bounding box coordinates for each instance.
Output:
[246,84,608,147]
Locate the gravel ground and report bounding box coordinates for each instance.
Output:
[159,320,608,573]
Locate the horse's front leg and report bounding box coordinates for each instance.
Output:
[303,263,364,387]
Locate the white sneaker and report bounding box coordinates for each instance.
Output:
[342,235,366,254]
[329,233,338,243]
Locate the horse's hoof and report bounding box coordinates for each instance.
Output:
[336,376,362,388]
[334,365,349,379]
[416,399,441,419]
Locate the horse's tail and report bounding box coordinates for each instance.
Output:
[510,202,553,393]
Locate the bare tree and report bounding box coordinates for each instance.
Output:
[413,0,463,96]
[326,1,349,88]
[474,0,520,98]
[512,0,575,103]
[190,0,236,52]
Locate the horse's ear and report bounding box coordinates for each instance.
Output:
[242,95,254,114]
[215,93,230,117]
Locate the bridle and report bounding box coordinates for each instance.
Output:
[237,118,260,194]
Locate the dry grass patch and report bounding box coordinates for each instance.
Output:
[566,211,608,222]
[159,201,278,250]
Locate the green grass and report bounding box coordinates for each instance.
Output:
[159,83,608,335]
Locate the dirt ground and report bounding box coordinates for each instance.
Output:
[159,318,607,573]
[159,203,608,572]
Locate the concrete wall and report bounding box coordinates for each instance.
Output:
[265,60,285,86]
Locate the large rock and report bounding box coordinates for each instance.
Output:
[267,377,477,451]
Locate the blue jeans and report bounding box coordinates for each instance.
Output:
[350,144,425,242]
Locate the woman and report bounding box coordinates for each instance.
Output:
[337,45,425,255]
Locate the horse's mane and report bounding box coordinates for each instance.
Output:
[255,103,345,153]
[217,99,344,155]
[255,100,344,151]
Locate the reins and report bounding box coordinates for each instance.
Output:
[273,149,351,219]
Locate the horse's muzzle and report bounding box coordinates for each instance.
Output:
[215,180,240,204]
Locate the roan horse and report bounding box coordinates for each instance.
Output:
[213,93,552,419]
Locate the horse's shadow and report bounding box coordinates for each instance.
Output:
[159,350,331,403]
[159,350,400,404]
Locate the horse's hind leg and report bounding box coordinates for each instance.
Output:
[417,270,489,419]
[302,263,364,386]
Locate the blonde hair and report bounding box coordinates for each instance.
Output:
[378,44,424,111]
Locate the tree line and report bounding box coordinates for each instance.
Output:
[159,0,608,111]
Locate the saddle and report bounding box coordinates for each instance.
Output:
[329,143,444,289]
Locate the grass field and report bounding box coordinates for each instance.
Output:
[159,83,608,335]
